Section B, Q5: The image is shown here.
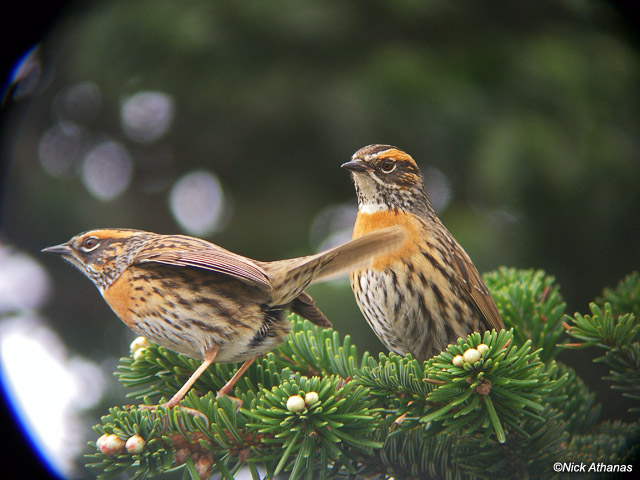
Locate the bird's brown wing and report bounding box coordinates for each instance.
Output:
[450,246,504,332]
[133,235,272,291]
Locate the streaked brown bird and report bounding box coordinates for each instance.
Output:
[43,226,404,408]
[342,145,504,362]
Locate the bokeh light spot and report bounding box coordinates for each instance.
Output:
[0,246,51,314]
[120,91,174,144]
[0,316,106,478]
[53,81,102,125]
[169,170,227,236]
[38,122,85,178]
[81,140,133,201]
[2,45,42,102]
[310,203,357,251]
[423,166,451,213]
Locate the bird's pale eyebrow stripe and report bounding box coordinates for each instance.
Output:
[379,149,414,163]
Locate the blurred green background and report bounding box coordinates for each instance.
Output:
[1,0,638,477]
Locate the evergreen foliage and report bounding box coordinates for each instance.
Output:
[483,267,567,362]
[596,272,640,320]
[88,269,640,479]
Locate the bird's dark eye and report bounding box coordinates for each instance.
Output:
[380,159,396,173]
[81,237,100,252]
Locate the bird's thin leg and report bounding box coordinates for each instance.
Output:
[138,344,219,424]
[163,344,220,408]
[217,356,257,401]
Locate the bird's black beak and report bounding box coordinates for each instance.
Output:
[341,159,372,172]
[42,243,73,256]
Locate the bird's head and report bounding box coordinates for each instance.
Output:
[342,144,432,217]
[42,229,150,292]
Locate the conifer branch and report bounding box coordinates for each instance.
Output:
[87,269,640,479]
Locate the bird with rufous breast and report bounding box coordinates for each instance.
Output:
[43,225,405,409]
[342,144,504,362]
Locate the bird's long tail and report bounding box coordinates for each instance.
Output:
[271,226,405,305]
